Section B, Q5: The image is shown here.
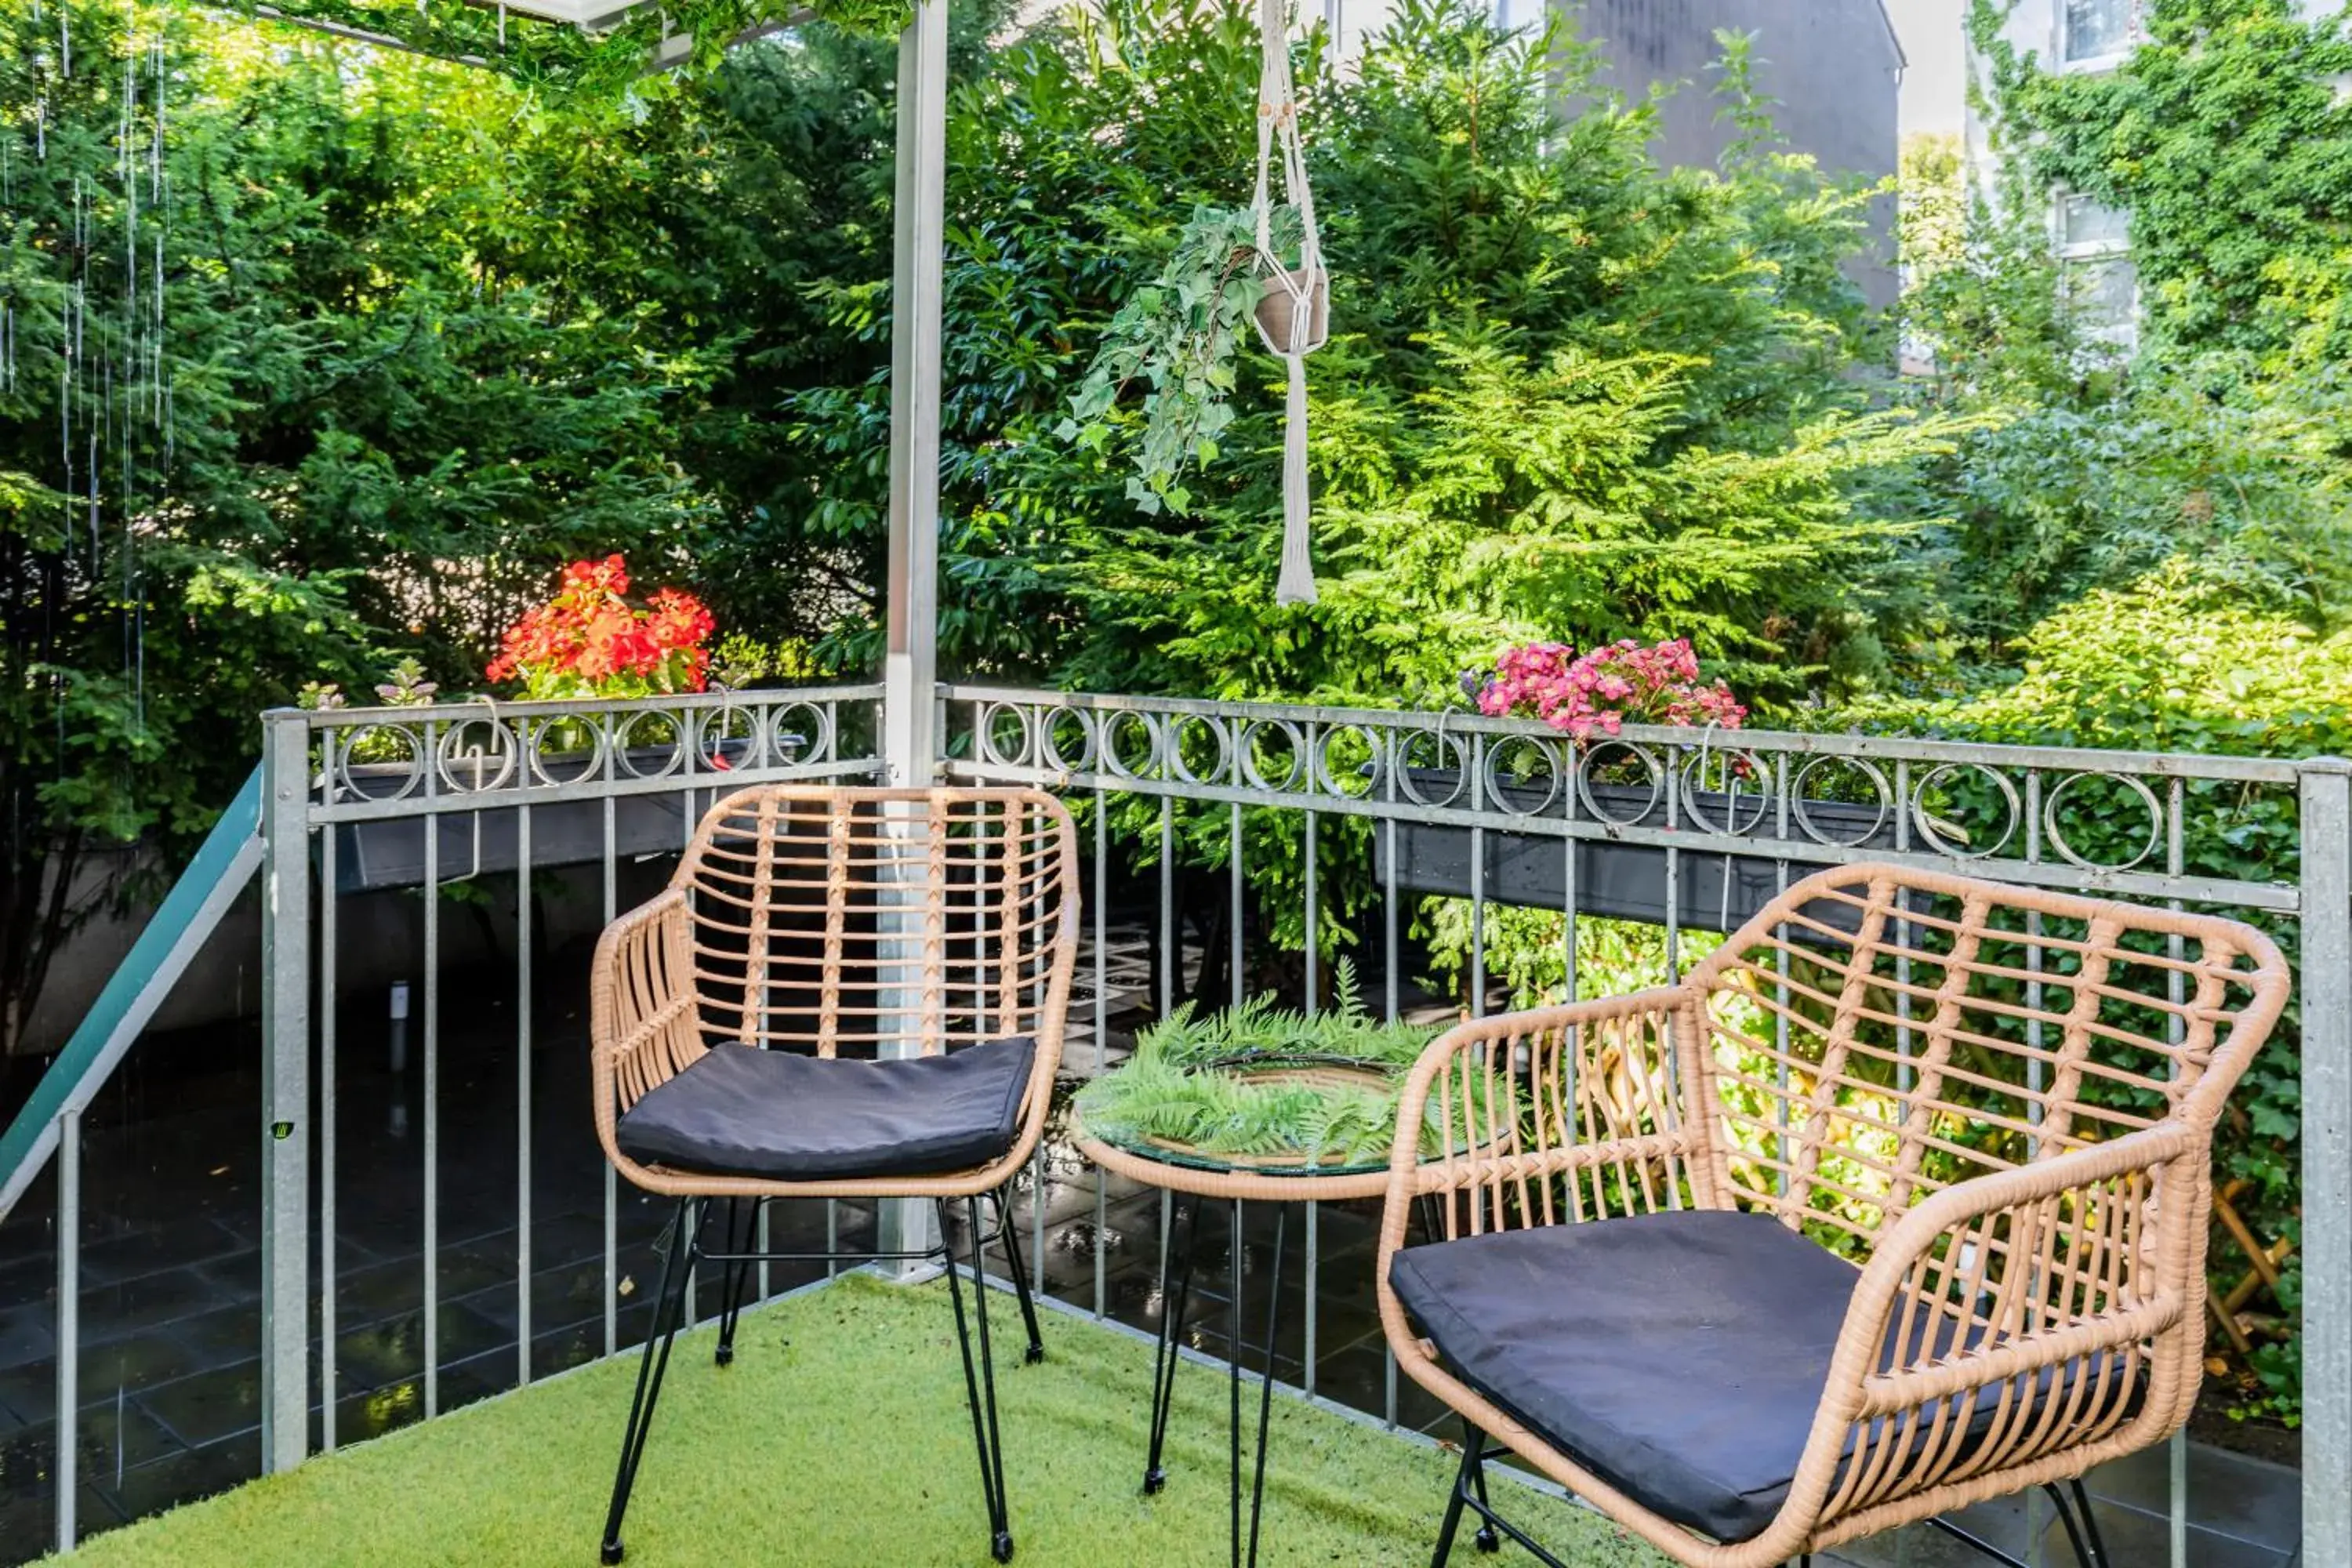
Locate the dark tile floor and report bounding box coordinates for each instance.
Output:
[0,926,2306,1566]
[0,985,868,1561]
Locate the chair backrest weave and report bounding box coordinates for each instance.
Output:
[672,786,1079,1059]
[1686,864,2292,1251]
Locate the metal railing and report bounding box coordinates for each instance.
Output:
[255,685,886,1473]
[938,684,2351,1568]
[1,680,2343,1566]
[0,685,882,1557]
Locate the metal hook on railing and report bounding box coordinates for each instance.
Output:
[1692,718,1740,932]
[445,694,506,887]
[1693,717,1719,786]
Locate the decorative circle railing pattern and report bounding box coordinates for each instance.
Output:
[301,686,884,818]
[941,684,2307,910]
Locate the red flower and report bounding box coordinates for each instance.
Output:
[563,554,631,597]
[484,554,716,696]
[646,588,715,652]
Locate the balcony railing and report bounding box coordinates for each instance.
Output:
[0,681,2342,1566]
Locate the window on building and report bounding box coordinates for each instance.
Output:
[2060,194,2130,250]
[2056,194,2136,352]
[2065,258,2140,350]
[2063,0,2133,64]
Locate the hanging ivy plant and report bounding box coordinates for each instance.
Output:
[1061,202,1305,517]
[234,0,601,82]
[1073,961,1443,1168]
[604,0,913,82]
[238,0,911,103]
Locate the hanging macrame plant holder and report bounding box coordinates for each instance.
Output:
[1248,0,1327,606]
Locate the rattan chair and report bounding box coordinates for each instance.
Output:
[1377,862,2290,1568]
[589,786,1078,1566]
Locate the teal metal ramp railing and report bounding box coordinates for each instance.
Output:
[0,764,261,1554]
[0,765,263,1219]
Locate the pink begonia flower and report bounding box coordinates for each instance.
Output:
[1472,638,1745,739]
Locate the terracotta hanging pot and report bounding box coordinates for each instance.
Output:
[1253,265,1330,356]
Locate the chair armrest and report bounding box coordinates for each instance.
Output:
[589,890,701,1163]
[1381,987,1711,1246]
[1787,1122,2205,1535]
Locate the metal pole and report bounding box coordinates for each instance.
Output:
[881,0,946,793]
[259,710,312,1472]
[422,753,441,1419]
[319,826,339,1453]
[602,791,618,1357]
[2300,758,2351,1568]
[1094,791,1109,1317]
[516,802,533,1387]
[877,0,950,1266]
[55,1108,78,1555]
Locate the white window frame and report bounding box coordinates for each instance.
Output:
[2056,0,2139,74]
[2053,190,2139,354]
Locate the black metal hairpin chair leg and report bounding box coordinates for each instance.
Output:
[1428,1427,1478,1568]
[1421,1415,2111,1568]
[1466,1431,1497,1553]
[1425,1419,1574,1568]
[2044,1478,2111,1568]
[1239,1204,1287,1568]
[2067,1478,2111,1568]
[600,1200,700,1566]
[1143,1196,1201,1495]
[991,1189,1046,1365]
[1924,1481,2108,1568]
[941,1196,1016,1564]
[713,1197,758,1367]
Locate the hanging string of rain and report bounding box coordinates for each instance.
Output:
[4,0,176,734]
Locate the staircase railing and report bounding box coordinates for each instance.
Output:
[0,764,265,1221]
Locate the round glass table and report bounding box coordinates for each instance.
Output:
[1075,1117,1395,1568]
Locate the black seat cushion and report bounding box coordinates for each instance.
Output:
[615,1036,1036,1181]
[1389,1208,2116,1544]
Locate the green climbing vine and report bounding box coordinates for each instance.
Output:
[1967,0,2352,367]
[1958,0,2352,1434]
[231,0,912,100]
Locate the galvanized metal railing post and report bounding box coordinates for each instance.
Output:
[260,710,314,1473]
[55,1106,78,1554]
[2300,757,2351,1568]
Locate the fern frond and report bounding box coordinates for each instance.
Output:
[1084,988,1449,1165]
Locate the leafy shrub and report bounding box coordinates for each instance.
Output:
[1843,561,2351,1421]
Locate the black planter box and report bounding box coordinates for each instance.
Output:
[1374,767,1896,933]
[330,738,782,893]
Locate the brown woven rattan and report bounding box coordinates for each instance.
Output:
[1375,862,2291,1567]
[590,786,1079,1201]
[1076,1123,1396,1203]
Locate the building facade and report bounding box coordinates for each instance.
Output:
[1964,0,2350,351]
[1555,0,1905,305]
[1324,0,1908,305]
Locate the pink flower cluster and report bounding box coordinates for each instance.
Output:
[1469,638,1747,741]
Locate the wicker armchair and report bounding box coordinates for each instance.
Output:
[1377,862,2289,1568]
[590,786,1078,1566]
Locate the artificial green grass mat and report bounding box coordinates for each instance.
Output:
[57,1272,1670,1567]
